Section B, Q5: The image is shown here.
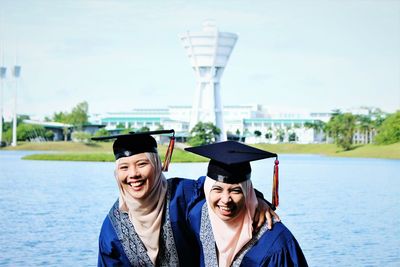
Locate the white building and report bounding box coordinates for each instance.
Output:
[96,105,331,144]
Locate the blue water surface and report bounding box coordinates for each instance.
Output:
[0,151,399,266]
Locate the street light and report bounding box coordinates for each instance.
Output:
[0,65,5,145]
[11,64,21,147]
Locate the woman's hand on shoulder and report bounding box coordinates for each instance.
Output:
[253,198,281,232]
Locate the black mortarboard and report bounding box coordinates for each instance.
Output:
[185,141,280,207]
[92,130,175,171]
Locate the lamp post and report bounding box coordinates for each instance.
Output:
[0,65,5,144]
[11,64,21,147]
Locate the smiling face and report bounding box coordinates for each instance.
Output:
[116,153,156,200]
[208,181,246,221]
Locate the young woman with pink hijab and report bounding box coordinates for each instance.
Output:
[186,141,308,267]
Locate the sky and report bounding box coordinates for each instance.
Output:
[0,0,399,120]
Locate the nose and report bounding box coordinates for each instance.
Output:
[128,166,139,178]
[220,191,231,204]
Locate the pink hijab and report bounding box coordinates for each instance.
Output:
[115,152,167,265]
[204,176,258,267]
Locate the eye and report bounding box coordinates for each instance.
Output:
[230,188,243,194]
[137,161,149,167]
[211,186,222,192]
[119,165,128,171]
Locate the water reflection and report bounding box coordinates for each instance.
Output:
[0,151,399,266]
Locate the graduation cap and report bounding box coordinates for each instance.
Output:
[185,141,280,207]
[91,129,175,172]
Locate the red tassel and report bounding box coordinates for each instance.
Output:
[162,136,175,172]
[272,158,279,208]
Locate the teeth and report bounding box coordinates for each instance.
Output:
[130,180,145,187]
[219,206,232,211]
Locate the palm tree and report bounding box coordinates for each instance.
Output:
[304,120,326,142]
[275,128,285,143]
[325,112,356,150]
[356,115,373,144]
[357,107,387,144]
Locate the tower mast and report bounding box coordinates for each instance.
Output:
[180,21,238,141]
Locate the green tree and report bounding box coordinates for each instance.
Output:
[52,101,89,129]
[360,107,387,129]
[116,123,126,129]
[53,111,69,123]
[275,128,285,143]
[1,114,30,134]
[355,114,373,144]
[138,126,150,132]
[16,123,47,141]
[72,131,91,143]
[44,130,55,140]
[3,122,53,143]
[325,112,356,150]
[354,107,387,144]
[288,132,297,142]
[304,120,326,132]
[17,114,30,124]
[304,120,326,142]
[374,111,400,145]
[331,109,342,117]
[3,128,12,144]
[68,101,89,129]
[2,119,10,132]
[371,108,386,129]
[188,122,221,146]
[51,101,89,140]
[93,128,110,139]
[254,130,262,137]
[120,128,134,134]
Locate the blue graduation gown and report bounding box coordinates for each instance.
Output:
[98,178,200,267]
[188,198,308,267]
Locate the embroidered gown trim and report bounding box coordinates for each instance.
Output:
[108,189,179,266]
[199,203,269,267]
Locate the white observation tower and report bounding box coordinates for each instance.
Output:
[180,21,238,141]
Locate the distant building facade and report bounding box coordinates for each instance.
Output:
[93,105,331,144]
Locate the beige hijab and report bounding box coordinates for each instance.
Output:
[115,152,167,265]
[204,176,258,267]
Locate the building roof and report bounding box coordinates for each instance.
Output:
[23,120,73,129]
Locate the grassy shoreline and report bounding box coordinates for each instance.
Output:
[1,141,399,161]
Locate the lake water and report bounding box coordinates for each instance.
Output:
[0,151,399,266]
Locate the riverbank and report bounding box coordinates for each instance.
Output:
[1,141,399,161]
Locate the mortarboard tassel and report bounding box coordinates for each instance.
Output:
[272,158,279,208]
[162,134,175,172]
